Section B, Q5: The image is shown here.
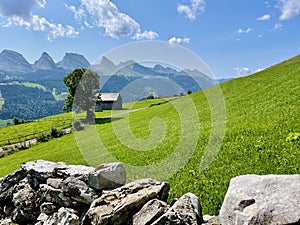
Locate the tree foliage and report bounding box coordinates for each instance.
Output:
[0,85,64,120]
[63,68,100,120]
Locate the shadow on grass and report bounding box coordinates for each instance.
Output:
[95,117,122,125]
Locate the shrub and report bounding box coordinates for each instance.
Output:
[187,90,192,95]
[37,133,51,143]
[50,127,63,138]
[13,118,21,125]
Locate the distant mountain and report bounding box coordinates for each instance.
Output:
[33,52,57,71]
[57,53,90,71]
[91,56,220,101]
[0,51,233,120]
[0,50,90,76]
[0,50,32,73]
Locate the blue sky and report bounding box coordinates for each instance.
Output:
[0,0,300,78]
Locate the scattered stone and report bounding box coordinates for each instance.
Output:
[132,199,169,225]
[54,165,94,180]
[22,160,67,181]
[2,160,297,225]
[38,184,73,208]
[61,176,99,205]
[57,207,80,225]
[40,202,57,215]
[0,169,27,193]
[151,192,204,225]
[82,178,170,225]
[220,174,300,225]
[12,179,39,224]
[88,162,126,191]
[202,215,221,225]
[0,218,14,225]
[46,178,63,189]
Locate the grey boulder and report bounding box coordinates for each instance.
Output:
[220,174,300,225]
[151,192,204,225]
[88,162,126,191]
[132,199,169,225]
[82,178,170,225]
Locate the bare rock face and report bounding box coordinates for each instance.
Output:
[82,178,170,225]
[88,162,126,191]
[61,176,98,205]
[202,215,221,225]
[220,174,300,225]
[11,179,39,224]
[0,169,27,193]
[36,208,80,225]
[0,160,129,225]
[132,199,169,225]
[151,192,204,225]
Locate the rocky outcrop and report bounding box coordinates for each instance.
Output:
[220,174,300,225]
[88,162,126,191]
[1,161,298,225]
[0,160,126,224]
[131,199,169,225]
[0,160,205,225]
[82,178,170,225]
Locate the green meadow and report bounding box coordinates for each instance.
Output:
[0,55,299,214]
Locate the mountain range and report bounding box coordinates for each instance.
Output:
[0,50,90,74]
[0,49,230,121]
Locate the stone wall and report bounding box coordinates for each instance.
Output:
[0,160,299,225]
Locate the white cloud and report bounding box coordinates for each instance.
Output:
[177,0,206,21]
[0,0,78,40]
[66,0,158,40]
[237,27,253,34]
[234,67,265,77]
[5,15,78,40]
[0,0,45,18]
[254,68,264,73]
[278,0,300,20]
[274,22,282,30]
[168,37,191,45]
[257,14,271,21]
[132,30,159,40]
[65,4,86,22]
[234,67,251,77]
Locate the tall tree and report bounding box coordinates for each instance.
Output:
[63,68,100,120]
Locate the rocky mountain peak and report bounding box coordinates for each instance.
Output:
[99,56,115,69]
[56,53,90,71]
[33,52,57,71]
[0,49,32,73]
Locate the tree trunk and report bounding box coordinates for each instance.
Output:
[86,109,95,122]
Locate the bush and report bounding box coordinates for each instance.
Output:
[187,90,192,95]
[13,118,22,125]
[50,127,63,138]
[37,133,51,143]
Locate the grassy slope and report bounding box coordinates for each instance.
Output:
[0,57,299,214]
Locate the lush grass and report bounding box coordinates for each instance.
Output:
[0,82,46,90]
[0,57,299,215]
[0,98,168,146]
[0,113,73,146]
[52,88,68,101]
